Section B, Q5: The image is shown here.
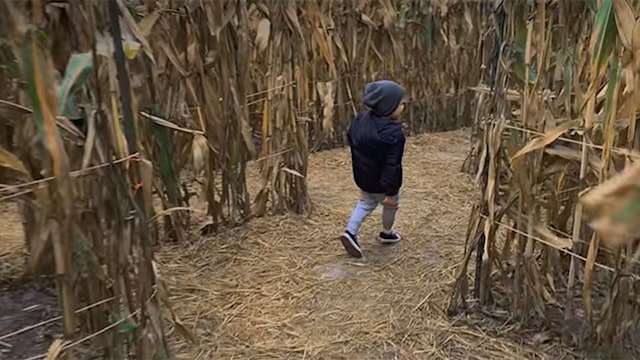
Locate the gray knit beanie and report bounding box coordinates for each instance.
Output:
[362,80,405,117]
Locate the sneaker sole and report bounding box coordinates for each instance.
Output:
[341,235,363,258]
[378,235,402,245]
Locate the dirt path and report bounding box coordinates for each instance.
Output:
[159,130,575,359]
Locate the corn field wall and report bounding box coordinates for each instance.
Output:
[0,0,491,358]
[450,0,640,353]
[0,0,492,225]
[242,0,490,152]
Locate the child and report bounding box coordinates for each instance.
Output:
[340,80,406,258]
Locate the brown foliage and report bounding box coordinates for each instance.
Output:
[451,0,640,352]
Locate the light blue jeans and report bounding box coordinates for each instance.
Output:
[345,190,399,236]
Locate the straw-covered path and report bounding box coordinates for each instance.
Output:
[159,129,576,359]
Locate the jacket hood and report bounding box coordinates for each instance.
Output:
[349,112,402,150]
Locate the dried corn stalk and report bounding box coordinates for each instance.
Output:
[451,0,640,348]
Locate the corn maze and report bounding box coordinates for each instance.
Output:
[1,0,640,359]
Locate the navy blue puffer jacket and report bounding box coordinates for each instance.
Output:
[347,112,405,196]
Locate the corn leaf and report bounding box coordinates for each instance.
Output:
[422,12,433,51]
[612,0,636,50]
[511,120,581,159]
[57,52,93,118]
[582,159,640,248]
[22,27,69,179]
[0,144,29,175]
[590,0,617,84]
[150,104,181,204]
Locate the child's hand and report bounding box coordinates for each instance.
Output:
[383,196,396,207]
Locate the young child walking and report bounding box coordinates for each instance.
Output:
[340,80,406,258]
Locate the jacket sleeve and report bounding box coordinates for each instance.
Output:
[379,125,405,196]
[346,115,357,147]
